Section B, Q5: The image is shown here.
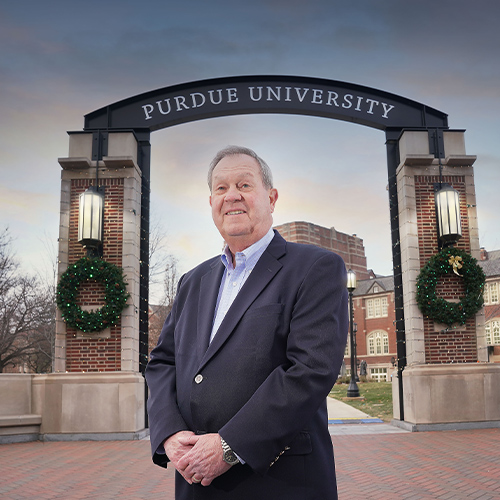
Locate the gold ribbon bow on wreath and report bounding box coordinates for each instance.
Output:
[448,255,463,276]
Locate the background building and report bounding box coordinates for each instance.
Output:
[350,274,397,382]
[480,249,500,363]
[274,221,369,280]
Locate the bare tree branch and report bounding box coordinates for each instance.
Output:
[148,254,180,352]
[0,228,56,373]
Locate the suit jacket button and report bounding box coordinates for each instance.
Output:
[194,374,203,384]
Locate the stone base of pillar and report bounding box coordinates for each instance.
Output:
[392,363,500,430]
[32,372,146,438]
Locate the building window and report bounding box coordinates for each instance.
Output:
[367,330,389,355]
[370,367,388,382]
[484,282,499,305]
[485,320,500,345]
[366,297,388,318]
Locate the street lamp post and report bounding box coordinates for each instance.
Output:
[346,269,360,397]
[353,322,359,382]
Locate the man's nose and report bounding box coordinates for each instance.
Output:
[224,186,242,201]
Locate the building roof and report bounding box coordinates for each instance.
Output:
[353,275,394,296]
[479,249,500,278]
[480,258,500,278]
[486,249,500,261]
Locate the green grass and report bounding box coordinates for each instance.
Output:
[329,381,394,422]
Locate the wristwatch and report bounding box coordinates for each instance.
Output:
[220,437,239,465]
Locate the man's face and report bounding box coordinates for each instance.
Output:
[209,154,278,253]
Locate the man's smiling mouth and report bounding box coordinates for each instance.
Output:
[226,210,245,215]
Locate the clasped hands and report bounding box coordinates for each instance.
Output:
[164,431,232,486]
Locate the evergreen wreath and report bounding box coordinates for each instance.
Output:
[416,247,485,326]
[57,257,129,333]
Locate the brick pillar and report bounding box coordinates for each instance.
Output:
[392,131,500,429]
[55,132,142,373]
[397,130,486,366]
[30,132,146,439]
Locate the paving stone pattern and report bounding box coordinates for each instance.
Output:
[334,429,500,499]
[0,428,499,499]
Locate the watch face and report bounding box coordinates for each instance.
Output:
[223,449,238,465]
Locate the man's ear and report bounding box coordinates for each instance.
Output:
[209,195,212,207]
[269,188,278,212]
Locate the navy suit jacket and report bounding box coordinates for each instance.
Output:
[146,231,348,499]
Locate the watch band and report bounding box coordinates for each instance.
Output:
[220,437,239,465]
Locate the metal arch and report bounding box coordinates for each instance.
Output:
[83,75,448,132]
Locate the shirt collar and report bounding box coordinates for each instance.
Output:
[221,228,275,271]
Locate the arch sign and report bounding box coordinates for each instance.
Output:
[81,76,450,420]
[85,75,448,132]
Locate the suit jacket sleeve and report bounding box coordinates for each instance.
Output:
[145,275,190,467]
[219,250,348,475]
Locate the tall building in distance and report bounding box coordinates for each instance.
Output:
[274,221,370,280]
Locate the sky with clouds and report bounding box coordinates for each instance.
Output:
[1,0,499,299]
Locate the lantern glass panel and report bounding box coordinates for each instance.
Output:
[347,269,357,291]
[435,185,462,242]
[78,188,104,246]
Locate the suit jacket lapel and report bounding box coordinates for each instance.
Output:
[198,233,286,370]
[197,259,224,359]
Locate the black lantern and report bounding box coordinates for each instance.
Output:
[78,186,104,253]
[434,183,462,245]
[346,269,360,397]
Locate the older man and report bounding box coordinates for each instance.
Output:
[146,146,348,499]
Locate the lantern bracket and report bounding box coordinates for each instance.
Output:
[92,131,108,162]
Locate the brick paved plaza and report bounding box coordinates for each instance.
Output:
[1,427,499,499]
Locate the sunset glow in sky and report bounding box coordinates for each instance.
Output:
[1,0,499,295]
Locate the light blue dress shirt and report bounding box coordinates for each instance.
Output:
[210,228,275,344]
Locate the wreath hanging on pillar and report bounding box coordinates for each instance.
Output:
[416,247,485,326]
[57,257,129,333]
